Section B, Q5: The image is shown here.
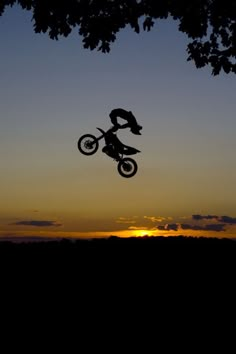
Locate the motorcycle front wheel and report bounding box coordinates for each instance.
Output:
[117,158,138,178]
[77,134,99,155]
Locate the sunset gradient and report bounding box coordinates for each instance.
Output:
[0,6,236,240]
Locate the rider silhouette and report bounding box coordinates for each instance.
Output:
[109,108,142,135]
[102,108,142,160]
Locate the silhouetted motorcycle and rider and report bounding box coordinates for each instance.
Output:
[77,108,142,178]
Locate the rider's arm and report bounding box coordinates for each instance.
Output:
[110,123,130,132]
[109,111,119,126]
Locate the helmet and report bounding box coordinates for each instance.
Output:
[130,124,142,135]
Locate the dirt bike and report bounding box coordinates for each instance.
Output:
[77,125,141,178]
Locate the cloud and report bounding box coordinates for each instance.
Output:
[192,214,236,224]
[144,216,172,223]
[152,214,236,234]
[204,224,226,231]
[11,220,62,227]
[181,224,200,230]
[156,222,226,232]
[192,214,218,220]
[116,217,137,224]
[128,226,148,230]
[218,216,236,224]
[157,225,166,231]
[181,223,226,232]
[157,223,179,231]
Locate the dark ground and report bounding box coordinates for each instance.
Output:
[1,235,234,341]
[1,235,235,272]
[1,235,235,309]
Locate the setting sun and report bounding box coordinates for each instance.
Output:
[133,229,152,237]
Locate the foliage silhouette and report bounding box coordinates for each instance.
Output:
[1,235,236,263]
[1,235,235,309]
[1,1,236,75]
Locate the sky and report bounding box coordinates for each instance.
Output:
[0,5,236,239]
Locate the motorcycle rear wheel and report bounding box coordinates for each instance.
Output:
[117,158,138,178]
[77,134,99,155]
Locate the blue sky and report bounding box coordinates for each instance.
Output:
[0,5,236,238]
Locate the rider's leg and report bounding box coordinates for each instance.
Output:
[102,145,120,160]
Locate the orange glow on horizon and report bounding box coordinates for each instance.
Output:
[1,227,235,240]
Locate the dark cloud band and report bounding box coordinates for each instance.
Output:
[192,214,236,224]
[157,223,226,232]
[181,223,226,232]
[11,220,62,227]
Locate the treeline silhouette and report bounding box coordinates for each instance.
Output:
[1,235,236,268]
[1,235,235,314]
[1,234,236,248]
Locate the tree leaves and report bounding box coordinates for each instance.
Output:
[1,0,236,75]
